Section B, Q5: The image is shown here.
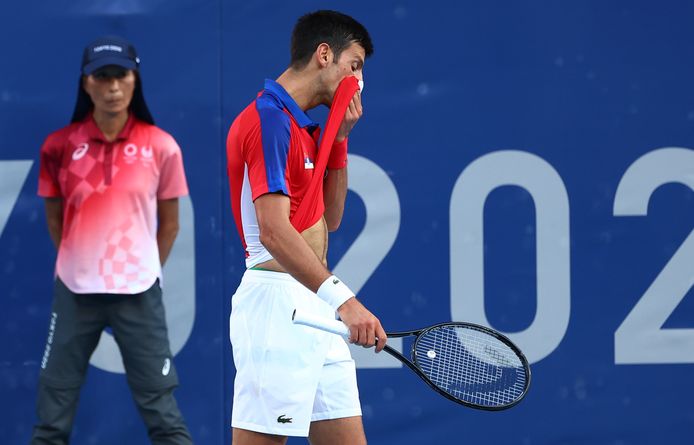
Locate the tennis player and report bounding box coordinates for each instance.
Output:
[32,36,192,444]
[226,10,386,445]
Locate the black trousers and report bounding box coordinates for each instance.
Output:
[31,279,193,445]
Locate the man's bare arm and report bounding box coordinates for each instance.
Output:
[255,193,332,290]
[254,193,387,350]
[324,91,362,232]
[323,167,347,232]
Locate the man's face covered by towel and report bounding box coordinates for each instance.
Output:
[319,41,366,106]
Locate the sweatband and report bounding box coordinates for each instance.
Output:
[327,137,348,169]
[317,275,354,310]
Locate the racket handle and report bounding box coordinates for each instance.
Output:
[292,309,350,337]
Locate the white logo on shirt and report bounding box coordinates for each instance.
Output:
[72,143,89,160]
[162,358,171,376]
[141,146,153,159]
[124,143,138,157]
[123,144,153,164]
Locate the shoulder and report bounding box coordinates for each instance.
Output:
[255,93,291,129]
[133,119,175,142]
[230,96,291,145]
[133,120,181,154]
[41,122,81,153]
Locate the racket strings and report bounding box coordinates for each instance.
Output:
[414,326,527,408]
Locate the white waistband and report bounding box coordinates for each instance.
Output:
[241,269,305,287]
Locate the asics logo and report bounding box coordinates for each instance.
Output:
[72,143,89,160]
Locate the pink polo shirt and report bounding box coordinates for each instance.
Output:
[38,113,189,294]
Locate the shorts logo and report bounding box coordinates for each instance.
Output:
[277,415,292,424]
[162,358,171,376]
[72,143,89,160]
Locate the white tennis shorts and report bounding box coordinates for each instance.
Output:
[229,270,361,437]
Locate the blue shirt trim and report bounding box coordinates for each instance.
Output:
[263,79,318,129]
[255,95,290,195]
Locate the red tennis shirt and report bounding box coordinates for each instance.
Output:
[226,79,347,267]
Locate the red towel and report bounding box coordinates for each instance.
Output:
[290,76,360,232]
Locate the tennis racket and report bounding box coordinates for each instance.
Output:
[292,309,531,410]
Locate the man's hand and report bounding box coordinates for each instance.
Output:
[335,90,362,142]
[337,297,387,352]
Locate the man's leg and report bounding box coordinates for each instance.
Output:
[307,332,365,445]
[230,272,332,440]
[31,280,106,445]
[232,428,287,445]
[110,281,193,445]
[308,417,366,445]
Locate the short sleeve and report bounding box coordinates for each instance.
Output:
[157,134,189,200]
[37,135,62,198]
[246,99,291,200]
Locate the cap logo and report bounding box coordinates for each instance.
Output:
[93,44,123,53]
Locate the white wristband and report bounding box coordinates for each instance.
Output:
[317,275,354,310]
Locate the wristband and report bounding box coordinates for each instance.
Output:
[317,275,354,310]
[327,137,348,169]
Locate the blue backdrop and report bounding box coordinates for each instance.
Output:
[2,1,694,444]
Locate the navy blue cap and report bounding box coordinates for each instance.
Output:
[81,35,140,75]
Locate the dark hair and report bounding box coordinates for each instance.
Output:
[290,10,373,69]
[70,72,154,125]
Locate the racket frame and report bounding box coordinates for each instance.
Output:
[291,310,532,410]
[387,322,532,411]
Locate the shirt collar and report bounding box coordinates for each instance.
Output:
[84,112,136,142]
[263,79,318,129]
